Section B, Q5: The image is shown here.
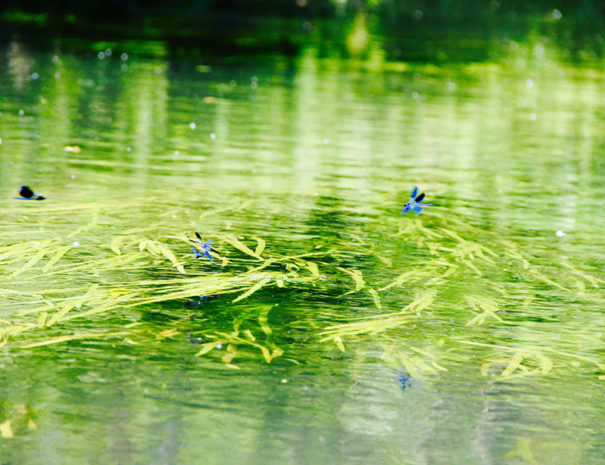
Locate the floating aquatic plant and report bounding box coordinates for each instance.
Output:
[0,197,602,378]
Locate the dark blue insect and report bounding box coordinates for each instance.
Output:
[191,232,215,262]
[401,186,432,215]
[397,370,411,390]
[13,185,45,200]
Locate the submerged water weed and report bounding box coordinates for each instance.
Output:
[0,200,323,365]
[319,212,604,381]
[0,199,603,377]
[0,230,320,363]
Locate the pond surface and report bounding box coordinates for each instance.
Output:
[0,36,604,465]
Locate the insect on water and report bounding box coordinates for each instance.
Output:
[396,370,412,390]
[191,232,216,262]
[401,186,432,215]
[13,185,45,200]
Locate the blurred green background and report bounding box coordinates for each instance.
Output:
[2,0,604,61]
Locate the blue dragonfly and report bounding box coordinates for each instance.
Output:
[13,185,45,200]
[401,186,432,215]
[396,370,412,390]
[191,232,215,262]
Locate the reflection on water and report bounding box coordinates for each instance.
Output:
[0,35,604,465]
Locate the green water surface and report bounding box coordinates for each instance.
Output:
[0,32,604,465]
